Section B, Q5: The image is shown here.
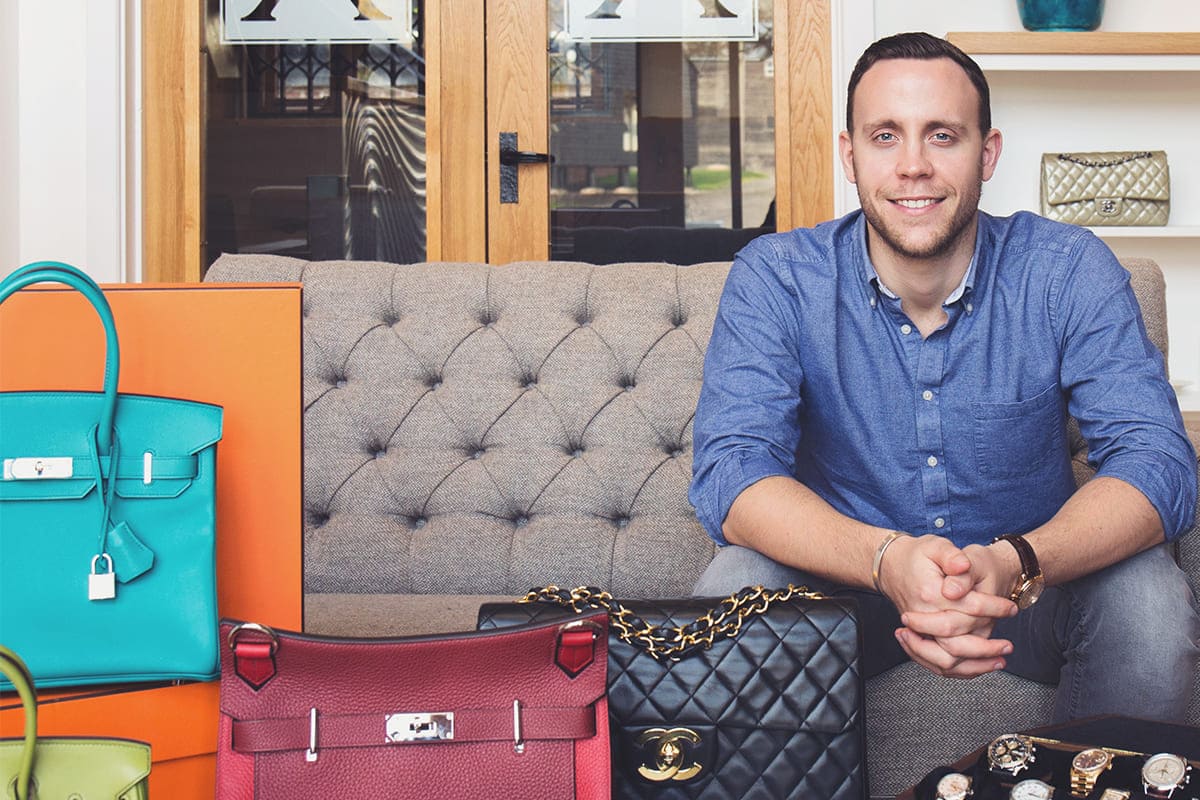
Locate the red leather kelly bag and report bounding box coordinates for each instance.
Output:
[216,613,609,799]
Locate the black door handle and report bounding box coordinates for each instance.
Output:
[499,132,555,203]
[499,150,555,166]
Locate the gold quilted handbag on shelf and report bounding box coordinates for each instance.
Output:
[1039,150,1170,226]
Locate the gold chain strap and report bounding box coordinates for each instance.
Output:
[520,583,824,661]
[1057,151,1152,168]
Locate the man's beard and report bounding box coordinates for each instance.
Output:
[857,179,982,261]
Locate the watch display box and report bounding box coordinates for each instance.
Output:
[901,716,1200,800]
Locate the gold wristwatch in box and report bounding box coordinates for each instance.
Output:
[935,772,973,800]
[1070,747,1113,797]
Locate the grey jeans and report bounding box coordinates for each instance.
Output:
[693,542,1199,723]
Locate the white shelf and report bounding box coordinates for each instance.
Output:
[1088,225,1200,239]
[972,53,1200,71]
[946,31,1200,71]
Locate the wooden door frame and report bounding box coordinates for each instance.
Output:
[143,0,202,282]
[141,0,829,278]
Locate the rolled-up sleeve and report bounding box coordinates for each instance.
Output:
[1054,235,1198,540]
[689,240,808,543]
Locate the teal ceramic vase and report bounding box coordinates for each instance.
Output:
[1017,0,1105,31]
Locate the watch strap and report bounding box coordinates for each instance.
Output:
[993,534,1041,578]
[993,533,1043,591]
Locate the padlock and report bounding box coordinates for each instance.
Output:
[89,553,116,601]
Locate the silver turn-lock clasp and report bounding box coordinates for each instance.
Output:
[89,553,116,601]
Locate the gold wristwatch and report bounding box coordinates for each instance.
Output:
[992,534,1044,610]
[935,772,973,800]
[1070,747,1113,797]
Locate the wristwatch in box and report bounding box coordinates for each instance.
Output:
[935,771,973,800]
[1141,752,1191,799]
[987,733,1037,778]
[1010,778,1054,800]
[1070,747,1113,797]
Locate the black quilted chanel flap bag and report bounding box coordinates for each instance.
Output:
[478,585,867,800]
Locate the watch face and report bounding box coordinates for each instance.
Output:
[1073,747,1112,774]
[1011,779,1053,800]
[1016,576,1045,610]
[989,734,1034,772]
[936,772,972,800]
[1143,753,1189,789]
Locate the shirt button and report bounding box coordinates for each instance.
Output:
[900,324,912,335]
[927,455,938,467]
[966,303,974,313]
[922,390,933,401]
[934,517,945,528]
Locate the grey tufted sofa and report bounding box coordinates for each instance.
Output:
[206,253,1200,799]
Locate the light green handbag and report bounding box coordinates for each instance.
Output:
[0,645,151,799]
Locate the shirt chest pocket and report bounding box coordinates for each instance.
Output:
[972,384,1068,478]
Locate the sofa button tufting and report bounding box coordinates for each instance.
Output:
[571,448,584,458]
[614,516,630,528]
[413,517,427,528]
[335,379,347,389]
[374,449,387,460]
[514,515,529,527]
[471,449,485,459]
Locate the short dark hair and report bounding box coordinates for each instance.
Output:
[846,31,991,134]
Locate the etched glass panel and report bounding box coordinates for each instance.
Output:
[549,0,776,264]
[203,0,426,272]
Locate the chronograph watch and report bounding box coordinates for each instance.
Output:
[1141,752,1191,799]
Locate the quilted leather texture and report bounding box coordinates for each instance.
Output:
[206,255,722,597]
[1040,151,1169,226]
[479,597,866,799]
[216,614,609,800]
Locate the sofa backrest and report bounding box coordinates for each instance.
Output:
[207,254,726,596]
[206,253,1172,598]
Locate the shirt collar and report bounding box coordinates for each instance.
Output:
[856,213,981,307]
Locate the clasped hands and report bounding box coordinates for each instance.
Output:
[876,534,1021,679]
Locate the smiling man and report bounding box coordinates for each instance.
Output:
[689,32,1198,722]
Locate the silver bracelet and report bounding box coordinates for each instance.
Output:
[871,531,908,594]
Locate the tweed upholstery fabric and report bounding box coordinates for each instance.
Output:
[207,253,1199,799]
[208,255,720,597]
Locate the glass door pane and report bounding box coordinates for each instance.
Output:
[548,0,776,264]
[202,0,427,274]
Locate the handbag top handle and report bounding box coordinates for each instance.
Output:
[0,262,120,454]
[0,645,38,800]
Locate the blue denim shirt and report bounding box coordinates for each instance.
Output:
[689,210,1197,547]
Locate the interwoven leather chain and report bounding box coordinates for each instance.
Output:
[520,583,825,661]
[1057,151,1152,168]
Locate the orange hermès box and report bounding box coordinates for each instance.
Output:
[0,282,303,798]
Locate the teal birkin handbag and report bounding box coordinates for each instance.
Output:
[0,262,224,688]
[0,645,151,799]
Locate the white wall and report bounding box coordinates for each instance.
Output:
[833,0,1200,410]
[0,2,18,275]
[2,0,132,283]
